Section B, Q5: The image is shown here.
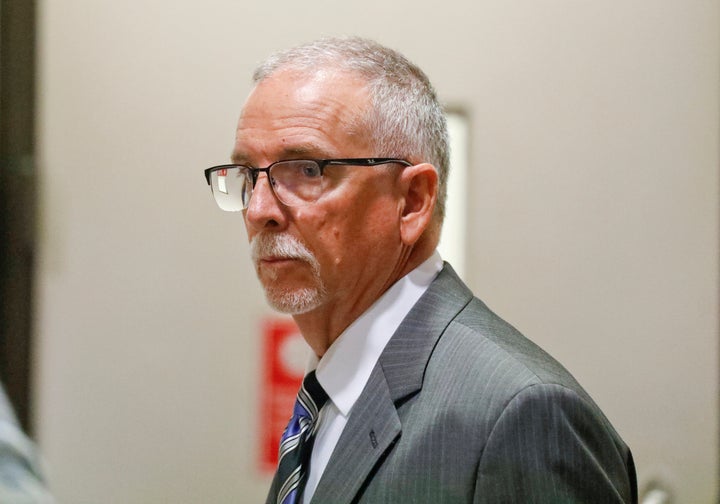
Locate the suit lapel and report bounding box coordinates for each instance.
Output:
[311,264,473,503]
[310,364,400,502]
[379,263,473,403]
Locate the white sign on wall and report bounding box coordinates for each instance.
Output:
[438,111,469,278]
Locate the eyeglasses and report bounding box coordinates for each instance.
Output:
[204,158,412,211]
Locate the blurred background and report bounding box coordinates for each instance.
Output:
[0,0,718,502]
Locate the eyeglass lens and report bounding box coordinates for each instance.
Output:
[209,160,324,211]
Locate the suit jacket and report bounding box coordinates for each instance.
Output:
[269,263,637,503]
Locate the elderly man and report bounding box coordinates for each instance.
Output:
[205,37,637,503]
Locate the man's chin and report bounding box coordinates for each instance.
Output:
[264,287,324,315]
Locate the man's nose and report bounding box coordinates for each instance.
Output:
[244,173,286,231]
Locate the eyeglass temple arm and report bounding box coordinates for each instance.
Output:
[323,158,413,167]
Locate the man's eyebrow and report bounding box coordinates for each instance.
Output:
[230,152,250,165]
[282,145,317,158]
[230,144,328,165]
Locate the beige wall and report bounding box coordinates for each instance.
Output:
[35,1,718,503]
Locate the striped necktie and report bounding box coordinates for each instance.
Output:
[275,370,328,504]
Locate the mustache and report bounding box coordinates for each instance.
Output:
[250,233,318,266]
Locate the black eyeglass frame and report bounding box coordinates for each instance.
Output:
[203,158,413,186]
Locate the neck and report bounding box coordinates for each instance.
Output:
[292,237,437,357]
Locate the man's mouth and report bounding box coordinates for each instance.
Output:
[262,256,292,262]
[250,233,319,276]
[257,255,303,266]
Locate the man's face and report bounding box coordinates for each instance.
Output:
[234,69,407,320]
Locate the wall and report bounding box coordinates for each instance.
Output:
[34,1,718,502]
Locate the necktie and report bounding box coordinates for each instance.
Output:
[275,370,328,504]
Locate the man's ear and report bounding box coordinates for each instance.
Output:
[398,163,438,246]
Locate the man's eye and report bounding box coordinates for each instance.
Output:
[299,163,321,178]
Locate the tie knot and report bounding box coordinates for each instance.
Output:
[297,370,328,422]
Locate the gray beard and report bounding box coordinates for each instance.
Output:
[265,285,324,315]
[250,233,326,314]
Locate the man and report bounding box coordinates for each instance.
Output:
[0,384,54,503]
[204,37,637,503]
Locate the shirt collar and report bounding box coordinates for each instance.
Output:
[308,251,443,417]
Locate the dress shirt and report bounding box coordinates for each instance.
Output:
[301,251,443,503]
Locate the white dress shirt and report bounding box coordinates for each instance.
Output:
[301,251,443,503]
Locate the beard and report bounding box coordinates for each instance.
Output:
[250,233,326,315]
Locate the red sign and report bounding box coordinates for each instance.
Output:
[259,318,306,472]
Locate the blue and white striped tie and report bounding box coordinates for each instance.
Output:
[275,370,328,504]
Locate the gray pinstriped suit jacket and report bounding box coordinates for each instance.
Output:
[268,263,637,503]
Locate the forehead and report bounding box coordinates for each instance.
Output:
[233,69,372,162]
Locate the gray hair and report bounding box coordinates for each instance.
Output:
[252,37,450,222]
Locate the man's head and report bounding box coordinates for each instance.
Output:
[252,37,450,222]
[229,37,448,346]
